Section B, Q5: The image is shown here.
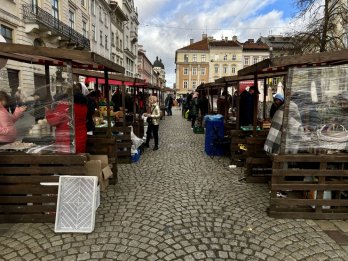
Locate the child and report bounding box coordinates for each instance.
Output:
[0,91,26,144]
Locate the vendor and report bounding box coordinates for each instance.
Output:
[270,93,284,119]
[239,86,260,126]
[0,91,26,144]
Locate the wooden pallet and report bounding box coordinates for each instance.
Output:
[0,154,87,223]
[270,154,348,219]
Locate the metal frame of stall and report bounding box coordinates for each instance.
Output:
[236,49,348,219]
[0,42,124,223]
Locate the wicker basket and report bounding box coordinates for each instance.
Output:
[317,125,348,150]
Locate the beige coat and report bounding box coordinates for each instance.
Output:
[149,103,161,125]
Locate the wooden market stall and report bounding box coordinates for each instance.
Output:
[0,42,124,223]
[236,49,348,219]
[215,72,286,183]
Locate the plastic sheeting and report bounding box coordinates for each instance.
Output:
[0,81,75,154]
[283,64,348,153]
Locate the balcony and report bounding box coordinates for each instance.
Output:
[130,30,137,43]
[22,4,90,50]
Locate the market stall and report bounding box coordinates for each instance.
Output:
[215,72,286,183]
[237,49,348,219]
[0,42,124,222]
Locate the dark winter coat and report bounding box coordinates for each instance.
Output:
[239,90,254,126]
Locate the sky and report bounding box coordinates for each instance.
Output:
[134,0,299,87]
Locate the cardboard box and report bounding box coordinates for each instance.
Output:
[85,155,113,192]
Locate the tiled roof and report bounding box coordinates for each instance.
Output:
[209,40,241,47]
[178,39,209,51]
[243,41,269,51]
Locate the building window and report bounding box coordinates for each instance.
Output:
[200,81,205,85]
[111,32,115,46]
[223,55,227,61]
[1,25,13,43]
[100,30,103,46]
[192,67,197,75]
[184,54,188,63]
[52,0,59,19]
[253,57,258,64]
[193,54,197,62]
[244,57,249,65]
[232,54,236,60]
[200,68,205,75]
[105,35,108,49]
[104,12,107,26]
[81,0,86,7]
[183,68,188,75]
[201,55,206,62]
[91,0,95,15]
[92,24,96,41]
[192,81,197,89]
[232,67,236,74]
[183,80,188,89]
[223,66,228,74]
[69,11,75,29]
[82,19,87,38]
[214,65,219,74]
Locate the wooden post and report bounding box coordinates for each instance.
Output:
[253,74,259,136]
[104,69,112,138]
[224,82,228,120]
[45,62,52,102]
[210,87,213,113]
[122,81,126,129]
[236,81,240,130]
[66,60,75,153]
[263,78,267,120]
[280,75,289,155]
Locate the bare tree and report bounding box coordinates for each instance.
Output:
[291,0,347,54]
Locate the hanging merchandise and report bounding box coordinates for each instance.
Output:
[276,82,284,97]
[267,86,273,102]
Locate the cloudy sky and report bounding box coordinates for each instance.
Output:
[134,0,299,87]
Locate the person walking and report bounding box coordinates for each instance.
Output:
[145,95,161,151]
[191,92,200,129]
[165,94,173,116]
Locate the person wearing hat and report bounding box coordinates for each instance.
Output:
[270,93,284,119]
[239,85,260,126]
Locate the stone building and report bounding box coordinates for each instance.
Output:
[257,35,295,58]
[153,56,166,89]
[137,45,152,84]
[242,39,270,68]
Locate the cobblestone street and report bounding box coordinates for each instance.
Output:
[1,109,348,261]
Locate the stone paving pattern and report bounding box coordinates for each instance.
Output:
[1,109,348,260]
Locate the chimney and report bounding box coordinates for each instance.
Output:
[248,39,254,43]
[225,37,228,42]
[190,39,194,45]
[202,33,207,40]
[232,35,237,41]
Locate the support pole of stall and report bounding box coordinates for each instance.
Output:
[104,69,112,137]
[236,81,240,130]
[210,87,214,114]
[207,87,210,114]
[45,62,52,102]
[224,82,228,120]
[280,75,289,155]
[122,81,126,129]
[66,60,75,153]
[95,78,99,91]
[253,74,259,136]
[263,78,267,120]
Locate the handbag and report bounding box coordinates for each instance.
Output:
[317,124,348,150]
[146,106,155,125]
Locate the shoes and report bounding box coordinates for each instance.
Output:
[153,146,159,151]
[144,144,149,148]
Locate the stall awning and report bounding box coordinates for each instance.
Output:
[85,77,144,86]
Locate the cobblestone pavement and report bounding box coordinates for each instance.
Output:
[1,109,348,261]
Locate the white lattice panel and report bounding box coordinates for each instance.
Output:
[55,176,98,233]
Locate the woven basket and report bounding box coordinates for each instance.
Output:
[317,125,348,150]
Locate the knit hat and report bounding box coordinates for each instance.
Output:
[274,93,284,102]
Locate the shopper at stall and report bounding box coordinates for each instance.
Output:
[191,92,200,129]
[86,91,97,132]
[144,95,161,151]
[239,86,259,126]
[199,92,209,117]
[46,83,88,153]
[0,91,26,144]
[270,93,284,119]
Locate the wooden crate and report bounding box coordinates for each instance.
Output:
[86,136,118,184]
[94,126,132,164]
[0,154,87,223]
[230,130,271,182]
[270,154,348,219]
